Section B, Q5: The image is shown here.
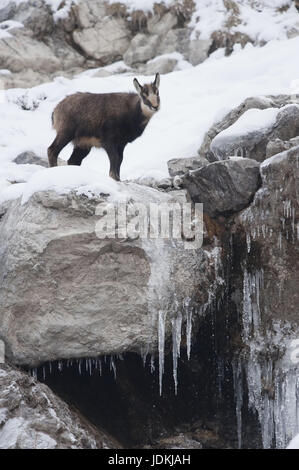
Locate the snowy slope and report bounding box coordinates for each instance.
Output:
[2,0,298,41]
[0,35,299,204]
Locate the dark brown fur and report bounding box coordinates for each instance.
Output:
[48,74,160,181]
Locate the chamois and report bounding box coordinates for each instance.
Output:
[48,73,161,181]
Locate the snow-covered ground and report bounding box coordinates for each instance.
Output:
[1,33,299,204]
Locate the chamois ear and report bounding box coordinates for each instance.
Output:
[154,73,160,89]
[133,78,142,95]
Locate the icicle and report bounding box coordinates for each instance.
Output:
[171,313,182,395]
[158,310,166,396]
[42,366,46,381]
[186,302,193,360]
[232,357,243,449]
[110,356,117,380]
[246,232,251,253]
[150,354,155,374]
[58,360,63,372]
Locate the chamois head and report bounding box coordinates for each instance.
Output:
[133,73,160,115]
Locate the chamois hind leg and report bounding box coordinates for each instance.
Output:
[48,133,71,167]
[68,146,91,166]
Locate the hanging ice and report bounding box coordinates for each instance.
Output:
[158,310,166,396]
[171,313,182,395]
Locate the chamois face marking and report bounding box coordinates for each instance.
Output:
[133,73,160,118]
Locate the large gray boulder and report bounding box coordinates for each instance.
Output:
[73,17,131,64]
[0,364,119,449]
[183,157,261,218]
[0,30,61,74]
[0,184,218,367]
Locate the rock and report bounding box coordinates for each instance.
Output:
[188,39,212,66]
[183,157,261,217]
[230,145,299,448]
[158,28,191,57]
[14,151,48,167]
[12,0,54,37]
[155,177,173,189]
[72,0,106,29]
[210,104,299,162]
[199,95,299,161]
[123,34,159,66]
[0,364,119,449]
[143,56,178,75]
[147,11,177,36]
[73,17,131,64]
[0,30,60,74]
[266,136,299,158]
[0,184,218,367]
[168,156,209,177]
[147,433,203,449]
[0,0,17,22]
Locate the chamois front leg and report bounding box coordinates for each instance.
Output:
[115,144,125,181]
[105,144,121,181]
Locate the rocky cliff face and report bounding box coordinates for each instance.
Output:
[0,92,298,448]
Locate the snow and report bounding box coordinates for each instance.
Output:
[190,0,299,42]
[261,148,290,168]
[287,434,299,449]
[146,52,193,71]
[106,0,177,13]
[19,166,123,205]
[0,20,23,39]
[0,31,299,204]
[213,107,280,141]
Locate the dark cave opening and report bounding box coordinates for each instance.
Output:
[29,299,262,449]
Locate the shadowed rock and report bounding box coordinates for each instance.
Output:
[183,157,261,217]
